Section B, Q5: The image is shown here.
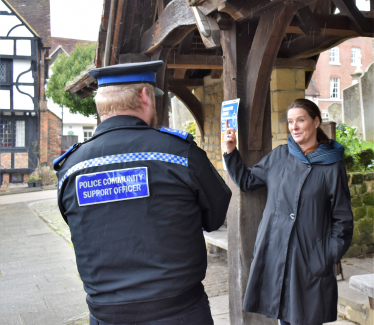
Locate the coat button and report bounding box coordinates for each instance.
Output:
[307,165,311,168]
[290,213,295,220]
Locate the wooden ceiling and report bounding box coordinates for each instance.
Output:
[66,0,374,140]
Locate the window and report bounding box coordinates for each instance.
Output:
[329,47,340,65]
[84,130,93,141]
[330,77,340,99]
[11,173,23,183]
[67,131,74,135]
[0,59,11,85]
[15,121,25,147]
[0,120,12,147]
[351,48,361,66]
[0,119,25,147]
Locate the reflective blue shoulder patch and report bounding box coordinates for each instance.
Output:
[53,143,80,170]
[160,127,188,140]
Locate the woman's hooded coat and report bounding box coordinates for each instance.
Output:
[224,135,353,325]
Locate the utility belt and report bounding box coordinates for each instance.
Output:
[87,282,205,323]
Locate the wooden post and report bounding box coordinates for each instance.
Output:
[153,48,171,128]
[221,22,276,325]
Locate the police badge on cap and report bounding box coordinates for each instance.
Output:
[88,61,165,97]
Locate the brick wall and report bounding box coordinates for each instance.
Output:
[40,102,49,164]
[47,110,62,165]
[0,153,12,169]
[313,37,373,112]
[14,153,28,168]
[8,0,51,47]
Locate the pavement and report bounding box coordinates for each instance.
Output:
[0,192,229,325]
[0,190,372,325]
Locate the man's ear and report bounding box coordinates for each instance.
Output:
[140,87,150,106]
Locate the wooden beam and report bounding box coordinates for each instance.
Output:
[287,14,360,37]
[173,32,193,79]
[274,58,316,71]
[218,0,316,20]
[110,0,126,65]
[167,54,223,69]
[167,78,204,87]
[314,0,331,14]
[211,69,223,79]
[191,6,221,48]
[168,85,205,141]
[140,0,197,53]
[186,0,226,15]
[332,0,372,35]
[246,2,301,150]
[117,0,137,54]
[154,48,172,128]
[279,34,348,59]
[295,5,321,36]
[118,53,151,63]
[173,69,187,79]
[158,0,165,17]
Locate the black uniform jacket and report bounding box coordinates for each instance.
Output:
[224,146,353,325]
[56,115,232,323]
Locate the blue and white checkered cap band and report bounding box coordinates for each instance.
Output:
[59,152,188,189]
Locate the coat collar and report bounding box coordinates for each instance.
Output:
[287,134,344,165]
[94,115,150,136]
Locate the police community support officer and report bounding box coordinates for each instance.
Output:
[54,61,232,325]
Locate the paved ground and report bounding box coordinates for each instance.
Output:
[0,193,229,325]
[1,191,370,325]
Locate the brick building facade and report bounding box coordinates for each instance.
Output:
[308,37,373,116]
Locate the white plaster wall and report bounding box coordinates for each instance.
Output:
[0,39,14,55]
[0,15,22,36]
[13,60,33,83]
[16,40,31,56]
[8,25,33,37]
[13,86,34,110]
[0,1,11,12]
[0,89,11,109]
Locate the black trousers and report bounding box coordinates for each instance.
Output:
[89,294,214,325]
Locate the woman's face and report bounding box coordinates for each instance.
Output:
[287,108,319,148]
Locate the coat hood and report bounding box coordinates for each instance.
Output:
[287,134,344,165]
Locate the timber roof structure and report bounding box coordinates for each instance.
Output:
[67,0,374,146]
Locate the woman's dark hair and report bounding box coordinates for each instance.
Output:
[288,98,330,144]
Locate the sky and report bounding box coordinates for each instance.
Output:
[49,0,371,42]
[50,0,103,41]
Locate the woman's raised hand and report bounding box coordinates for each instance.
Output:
[224,120,237,154]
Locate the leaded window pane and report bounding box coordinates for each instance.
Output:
[0,62,6,82]
[0,120,12,147]
[15,120,25,147]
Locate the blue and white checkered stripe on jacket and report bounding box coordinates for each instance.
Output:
[58,152,188,189]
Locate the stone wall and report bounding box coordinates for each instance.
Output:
[195,75,225,178]
[270,68,305,148]
[345,172,374,257]
[342,62,374,141]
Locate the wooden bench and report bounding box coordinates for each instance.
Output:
[349,274,374,309]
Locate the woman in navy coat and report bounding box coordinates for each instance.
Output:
[224,99,353,325]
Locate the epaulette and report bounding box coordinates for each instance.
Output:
[53,143,81,171]
[159,126,194,142]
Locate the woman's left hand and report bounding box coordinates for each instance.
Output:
[224,120,237,154]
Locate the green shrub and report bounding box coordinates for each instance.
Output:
[183,120,196,140]
[28,176,35,182]
[336,123,374,172]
